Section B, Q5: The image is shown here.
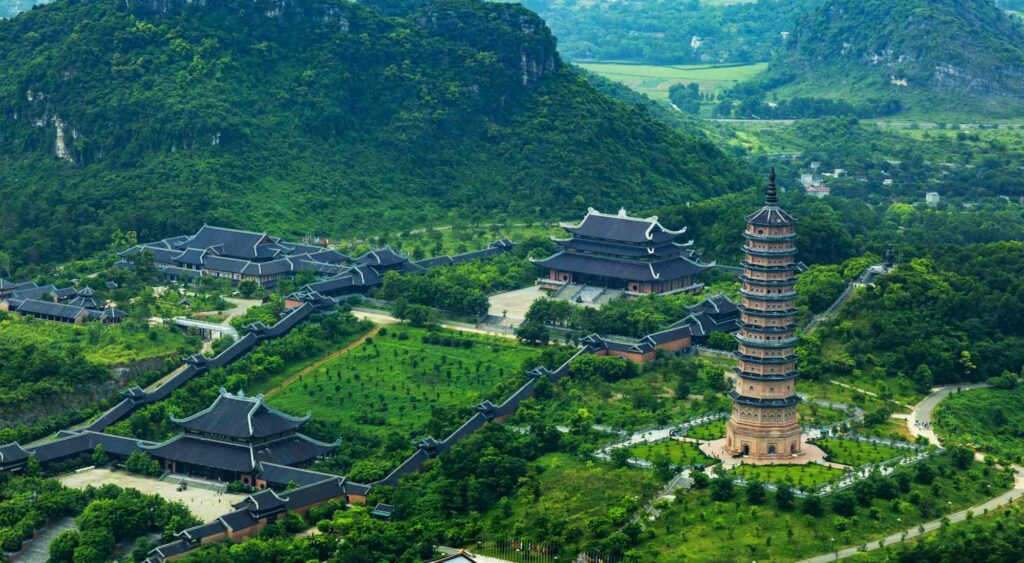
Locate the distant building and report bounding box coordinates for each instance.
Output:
[804,184,830,198]
[121,225,348,287]
[0,283,126,324]
[691,35,702,50]
[926,192,941,206]
[531,208,714,296]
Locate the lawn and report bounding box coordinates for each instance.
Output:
[859,416,914,442]
[798,402,853,426]
[475,453,660,558]
[936,387,1024,462]
[814,437,907,467]
[638,455,1013,561]
[627,439,715,468]
[575,62,767,100]
[686,419,726,441]
[728,463,846,491]
[266,325,541,439]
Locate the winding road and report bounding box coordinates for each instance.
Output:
[799,384,1024,562]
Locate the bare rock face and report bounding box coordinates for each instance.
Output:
[416,2,559,89]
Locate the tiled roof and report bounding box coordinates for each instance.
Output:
[14,299,89,320]
[170,389,310,439]
[561,208,684,243]
[531,252,710,282]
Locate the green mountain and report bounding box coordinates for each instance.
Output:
[0,0,751,270]
[738,0,1024,117]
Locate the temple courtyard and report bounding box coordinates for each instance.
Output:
[58,468,246,520]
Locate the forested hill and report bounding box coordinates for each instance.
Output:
[0,0,752,271]
[746,0,1024,116]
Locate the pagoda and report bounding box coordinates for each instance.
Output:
[531,208,713,295]
[725,170,803,458]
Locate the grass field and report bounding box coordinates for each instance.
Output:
[936,387,1024,462]
[627,439,715,467]
[518,356,734,431]
[815,437,907,467]
[729,463,845,491]
[476,453,660,558]
[266,325,540,438]
[798,402,852,426]
[639,455,1012,561]
[0,316,198,368]
[686,419,726,441]
[575,62,767,100]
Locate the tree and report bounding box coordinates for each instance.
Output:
[92,444,108,466]
[710,474,734,501]
[610,447,631,468]
[25,455,40,477]
[912,364,934,390]
[515,320,549,346]
[49,530,80,562]
[832,492,856,516]
[675,379,690,400]
[775,483,795,510]
[237,280,261,298]
[802,495,824,516]
[949,446,974,470]
[691,471,710,489]
[746,479,766,505]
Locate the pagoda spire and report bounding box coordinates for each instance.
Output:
[765,167,778,206]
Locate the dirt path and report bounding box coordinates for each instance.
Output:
[263,325,381,399]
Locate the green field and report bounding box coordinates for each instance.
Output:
[638,455,1013,561]
[518,356,734,431]
[815,437,907,467]
[936,387,1024,462]
[475,453,660,558]
[729,463,846,491]
[575,62,767,100]
[799,402,853,426]
[0,316,197,368]
[627,439,715,467]
[686,419,726,441]
[266,326,540,438]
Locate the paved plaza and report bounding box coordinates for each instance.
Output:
[59,468,246,521]
[700,437,834,468]
[487,286,548,323]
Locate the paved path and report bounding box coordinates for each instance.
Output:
[351,307,518,340]
[908,383,988,446]
[799,383,1020,562]
[800,480,1023,562]
[263,325,381,398]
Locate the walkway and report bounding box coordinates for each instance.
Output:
[798,384,1022,561]
[350,307,518,340]
[263,325,382,398]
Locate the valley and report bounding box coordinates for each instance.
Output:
[0,0,1021,562]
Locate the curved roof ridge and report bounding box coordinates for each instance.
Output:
[295,433,343,448]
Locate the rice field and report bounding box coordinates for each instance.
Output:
[575,62,768,100]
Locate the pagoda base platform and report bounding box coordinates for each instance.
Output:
[699,436,836,468]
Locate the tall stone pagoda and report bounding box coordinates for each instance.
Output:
[726,169,803,458]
